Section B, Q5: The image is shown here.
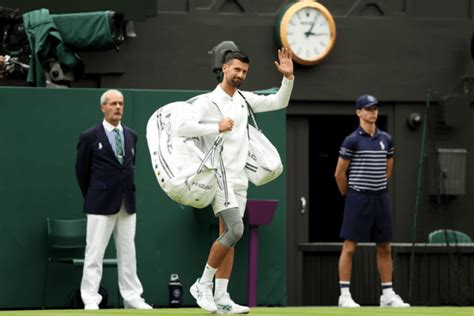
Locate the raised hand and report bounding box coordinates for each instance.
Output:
[274,47,294,79]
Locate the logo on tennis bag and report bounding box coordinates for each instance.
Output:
[146,99,224,208]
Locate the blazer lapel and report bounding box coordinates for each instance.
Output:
[97,123,121,165]
[123,127,133,163]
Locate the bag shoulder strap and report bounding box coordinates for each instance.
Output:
[237,90,260,131]
[207,98,224,117]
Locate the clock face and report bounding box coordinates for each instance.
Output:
[278,2,336,65]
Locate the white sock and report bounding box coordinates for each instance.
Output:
[382,282,395,296]
[214,278,229,300]
[340,281,350,295]
[200,263,217,283]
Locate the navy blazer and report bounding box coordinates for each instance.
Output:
[75,123,137,215]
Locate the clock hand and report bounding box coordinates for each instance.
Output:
[304,13,319,37]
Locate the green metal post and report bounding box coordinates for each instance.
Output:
[408,91,430,301]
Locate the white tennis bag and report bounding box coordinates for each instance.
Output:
[146,98,224,208]
[239,92,283,186]
[246,124,283,186]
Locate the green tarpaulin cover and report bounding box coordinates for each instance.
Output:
[23,9,115,87]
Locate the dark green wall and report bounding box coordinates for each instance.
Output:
[0,87,286,308]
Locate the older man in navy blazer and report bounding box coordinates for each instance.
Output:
[75,89,151,310]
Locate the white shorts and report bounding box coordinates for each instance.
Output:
[212,179,248,217]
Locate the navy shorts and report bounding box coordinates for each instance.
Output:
[340,190,393,242]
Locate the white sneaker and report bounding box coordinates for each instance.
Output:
[124,298,153,309]
[338,293,360,307]
[190,278,217,313]
[380,294,410,307]
[84,303,99,310]
[214,293,250,314]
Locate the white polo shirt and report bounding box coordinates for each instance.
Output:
[178,76,294,181]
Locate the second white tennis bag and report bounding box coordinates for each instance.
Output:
[146,98,224,208]
[246,123,283,186]
[238,91,283,186]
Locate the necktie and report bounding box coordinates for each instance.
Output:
[113,128,124,164]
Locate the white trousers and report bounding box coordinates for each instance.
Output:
[81,204,144,305]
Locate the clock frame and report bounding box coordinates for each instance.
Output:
[275,1,336,65]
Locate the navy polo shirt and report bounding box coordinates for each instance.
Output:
[339,126,394,193]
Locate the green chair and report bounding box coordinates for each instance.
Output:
[427,229,472,244]
[42,218,118,308]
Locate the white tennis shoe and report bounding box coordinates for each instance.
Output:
[214,292,250,314]
[190,278,217,313]
[380,293,410,307]
[338,293,360,307]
